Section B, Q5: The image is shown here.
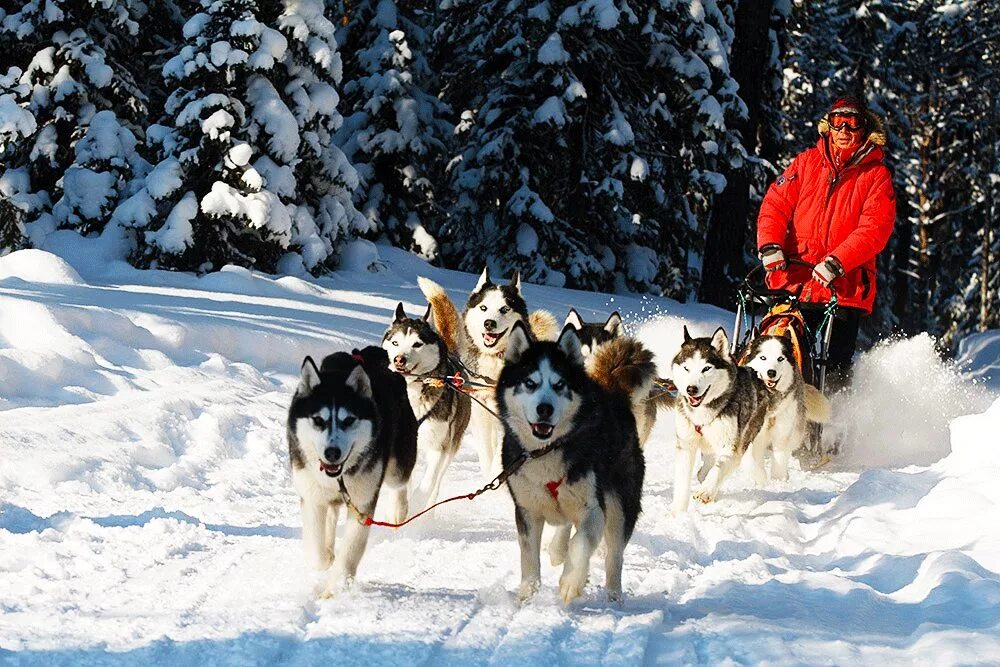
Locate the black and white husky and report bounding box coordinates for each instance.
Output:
[564,309,624,358]
[670,327,771,513]
[497,323,645,605]
[743,334,831,482]
[382,297,471,510]
[564,308,670,447]
[287,348,418,596]
[461,268,558,476]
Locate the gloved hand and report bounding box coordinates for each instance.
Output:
[812,256,844,287]
[759,245,787,272]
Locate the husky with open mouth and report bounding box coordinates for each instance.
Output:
[382,286,471,511]
[287,347,417,596]
[743,333,831,482]
[670,326,771,513]
[497,322,644,605]
[460,268,558,477]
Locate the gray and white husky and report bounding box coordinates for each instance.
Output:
[743,333,831,482]
[461,268,558,477]
[382,301,471,510]
[287,348,418,596]
[670,326,771,513]
[498,322,645,605]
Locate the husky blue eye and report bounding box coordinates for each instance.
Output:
[480,305,487,311]
[392,341,398,346]
[777,356,784,362]
[759,355,766,361]
[702,365,711,373]
[413,342,423,348]
[500,306,510,314]
[553,380,565,391]
[524,378,538,390]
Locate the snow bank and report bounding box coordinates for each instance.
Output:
[0,249,85,285]
[1,244,999,662]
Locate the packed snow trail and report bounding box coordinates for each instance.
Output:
[1,242,998,665]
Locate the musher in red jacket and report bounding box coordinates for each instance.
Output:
[756,96,896,390]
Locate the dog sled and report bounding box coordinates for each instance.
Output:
[731,259,840,457]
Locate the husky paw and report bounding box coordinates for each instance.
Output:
[547,529,570,566]
[321,573,354,598]
[559,570,587,605]
[669,503,689,517]
[517,580,540,603]
[693,488,717,504]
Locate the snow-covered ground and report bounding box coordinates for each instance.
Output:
[1,236,999,665]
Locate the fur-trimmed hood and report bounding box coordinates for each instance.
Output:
[817,107,887,146]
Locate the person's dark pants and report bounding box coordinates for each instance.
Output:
[803,307,861,393]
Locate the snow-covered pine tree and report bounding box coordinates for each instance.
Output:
[333,0,452,260]
[0,0,148,247]
[121,0,365,274]
[435,0,743,296]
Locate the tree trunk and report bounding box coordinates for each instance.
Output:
[698,0,775,307]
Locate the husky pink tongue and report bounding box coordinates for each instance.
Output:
[531,422,554,439]
[483,330,506,347]
[319,460,343,477]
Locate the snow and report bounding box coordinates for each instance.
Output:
[200,182,292,242]
[538,33,570,65]
[148,191,198,253]
[1,241,999,663]
[0,93,37,142]
[532,96,566,127]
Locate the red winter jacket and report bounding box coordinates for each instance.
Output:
[757,135,896,314]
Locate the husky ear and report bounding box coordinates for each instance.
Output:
[394,302,406,322]
[564,308,584,330]
[299,356,321,393]
[474,267,491,292]
[346,364,372,400]
[683,325,693,343]
[711,327,730,357]
[509,271,522,294]
[423,303,436,331]
[604,311,624,337]
[557,324,584,367]
[505,321,532,365]
[751,325,761,340]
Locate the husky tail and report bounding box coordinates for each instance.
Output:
[587,337,657,411]
[804,384,832,424]
[417,277,461,352]
[529,310,560,342]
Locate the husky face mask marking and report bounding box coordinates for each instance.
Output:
[294,362,375,477]
[671,326,732,408]
[501,325,584,447]
[465,268,528,353]
[564,309,624,358]
[745,336,796,393]
[382,303,442,376]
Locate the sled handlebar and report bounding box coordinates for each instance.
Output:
[741,258,838,303]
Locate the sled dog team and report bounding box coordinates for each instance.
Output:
[287,270,831,602]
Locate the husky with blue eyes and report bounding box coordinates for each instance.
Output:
[670,326,771,513]
[497,322,645,605]
[287,347,418,597]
